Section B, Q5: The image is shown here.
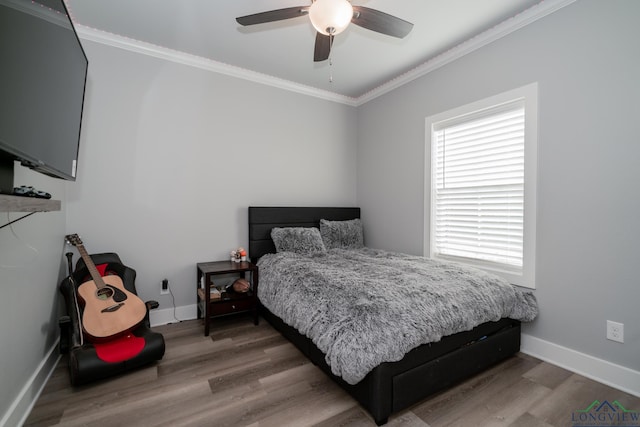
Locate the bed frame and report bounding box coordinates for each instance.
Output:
[248,206,521,425]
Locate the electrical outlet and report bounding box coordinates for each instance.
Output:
[606,320,624,343]
[160,278,170,295]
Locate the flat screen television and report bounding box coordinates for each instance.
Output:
[0,0,88,194]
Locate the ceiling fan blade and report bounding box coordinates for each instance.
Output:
[351,6,413,38]
[236,6,309,26]
[314,32,333,62]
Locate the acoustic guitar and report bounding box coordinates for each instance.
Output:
[65,234,147,341]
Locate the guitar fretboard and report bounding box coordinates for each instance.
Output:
[74,242,107,290]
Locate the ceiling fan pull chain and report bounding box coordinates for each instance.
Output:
[329,33,334,83]
[329,58,333,83]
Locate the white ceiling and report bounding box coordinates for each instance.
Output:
[65,0,567,103]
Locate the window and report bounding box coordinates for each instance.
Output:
[425,83,537,289]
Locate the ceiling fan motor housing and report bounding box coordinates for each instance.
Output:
[235,1,413,63]
[309,0,354,35]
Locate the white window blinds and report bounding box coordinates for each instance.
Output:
[432,100,525,270]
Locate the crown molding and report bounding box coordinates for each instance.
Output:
[355,0,577,105]
[75,25,359,107]
[75,0,575,107]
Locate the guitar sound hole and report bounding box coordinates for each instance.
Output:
[96,287,114,300]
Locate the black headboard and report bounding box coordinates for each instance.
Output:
[248,206,361,262]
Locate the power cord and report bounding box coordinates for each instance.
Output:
[0,212,35,230]
[166,282,181,324]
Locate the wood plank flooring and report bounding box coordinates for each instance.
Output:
[25,316,640,426]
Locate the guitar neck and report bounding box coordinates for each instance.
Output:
[75,244,107,289]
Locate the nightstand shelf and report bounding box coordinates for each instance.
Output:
[196,260,259,336]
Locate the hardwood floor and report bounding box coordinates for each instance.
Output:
[25,316,640,426]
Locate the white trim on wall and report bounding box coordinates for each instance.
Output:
[74,25,359,107]
[521,334,640,398]
[149,304,198,328]
[73,0,576,107]
[357,0,576,104]
[1,340,60,427]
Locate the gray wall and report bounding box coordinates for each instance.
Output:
[357,0,640,371]
[65,40,358,317]
[0,166,67,425]
[1,38,357,423]
[3,0,640,422]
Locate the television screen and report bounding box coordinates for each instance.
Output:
[0,0,88,192]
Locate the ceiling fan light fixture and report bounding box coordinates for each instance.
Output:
[309,0,353,36]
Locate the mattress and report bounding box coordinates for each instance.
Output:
[257,247,538,384]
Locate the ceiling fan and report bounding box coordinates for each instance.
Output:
[236,0,413,62]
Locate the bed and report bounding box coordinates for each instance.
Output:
[248,206,536,425]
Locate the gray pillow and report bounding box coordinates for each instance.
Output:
[320,218,364,249]
[271,227,326,254]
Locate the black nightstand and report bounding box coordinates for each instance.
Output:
[196,260,259,336]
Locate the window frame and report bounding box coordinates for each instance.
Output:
[424,83,538,289]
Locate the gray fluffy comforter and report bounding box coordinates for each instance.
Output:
[257,248,538,384]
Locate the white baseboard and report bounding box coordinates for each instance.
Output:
[521,333,640,397]
[149,303,198,327]
[0,305,195,427]
[0,305,196,427]
[1,339,60,427]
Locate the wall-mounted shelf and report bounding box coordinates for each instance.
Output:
[0,194,61,213]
